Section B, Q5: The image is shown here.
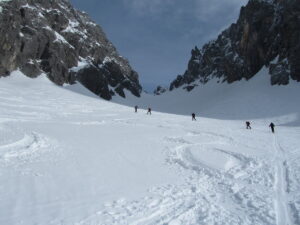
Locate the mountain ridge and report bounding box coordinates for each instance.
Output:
[0,0,142,100]
[169,0,300,92]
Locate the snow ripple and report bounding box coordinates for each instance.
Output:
[0,131,54,164]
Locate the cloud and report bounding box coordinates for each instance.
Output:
[193,0,248,22]
[123,0,248,42]
[123,0,247,22]
[122,0,173,15]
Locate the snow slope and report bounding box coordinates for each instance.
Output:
[113,67,300,126]
[0,71,300,225]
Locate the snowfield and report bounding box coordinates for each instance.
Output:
[0,71,300,225]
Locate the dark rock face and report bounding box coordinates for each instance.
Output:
[170,0,300,91]
[153,86,167,95]
[0,0,142,100]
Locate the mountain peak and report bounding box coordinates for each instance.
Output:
[169,0,299,92]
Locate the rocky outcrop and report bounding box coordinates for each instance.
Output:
[153,86,167,95]
[170,0,300,91]
[0,0,142,100]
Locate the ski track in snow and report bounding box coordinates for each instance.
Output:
[0,129,59,182]
[273,135,292,225]
[0,127,55,165]
[77,130,287,225]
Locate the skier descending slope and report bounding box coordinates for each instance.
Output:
[147,108,152,115]
[135,105,138,113]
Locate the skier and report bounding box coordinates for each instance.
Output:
[246,121,251,129]
[134,105,138,113]
[192,113,196,121]
[147,107,152,115]
[269,122,275,133]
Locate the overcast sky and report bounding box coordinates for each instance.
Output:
[70,0,248,91]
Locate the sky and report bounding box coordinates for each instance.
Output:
[69,0,248,91]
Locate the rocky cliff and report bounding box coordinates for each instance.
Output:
[0,0,142,100]
[170,0,300,91]
[153,86,167,95]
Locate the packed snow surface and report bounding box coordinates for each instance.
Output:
[0,71,300,225]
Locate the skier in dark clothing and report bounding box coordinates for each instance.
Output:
[269,123,275,133]
[147,108,152,115]
[134,105,138,113]
[246,121,251,129]
[192,113,196,121]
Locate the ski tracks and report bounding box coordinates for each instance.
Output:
[162,131,276,224]
[0,125,58,169]
[273,135,292,225]
[78,129,281,225]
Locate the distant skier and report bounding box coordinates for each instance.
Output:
[269,122,275,133]
[147,108,152,115]
[246,121,251,129]
[192,113,196,121]
[134,105,138,113]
